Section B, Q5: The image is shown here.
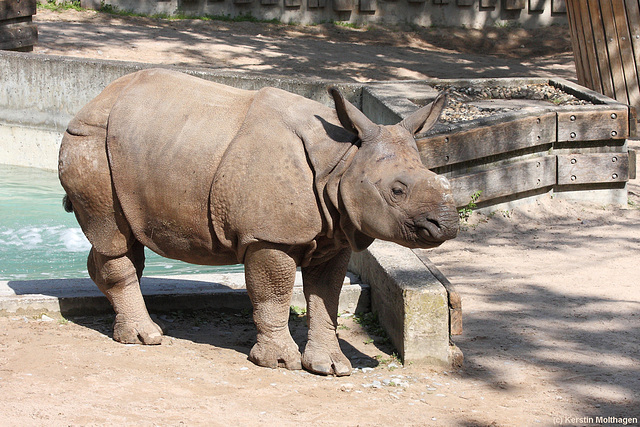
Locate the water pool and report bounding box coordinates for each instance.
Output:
[0,164,243,280]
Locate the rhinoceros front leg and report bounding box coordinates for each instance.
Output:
[244,243,302,370]
[301,248,352,376]
[87,243,163,345]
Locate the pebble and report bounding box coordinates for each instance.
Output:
[340,383,355,392]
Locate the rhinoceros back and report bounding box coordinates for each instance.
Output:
[106,69,253,265]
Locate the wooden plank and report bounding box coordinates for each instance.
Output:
[557,152,629,184]
[284,0,301,6]
[566,0,590,88]
[552,0,566,13]
[557,107,628,142]
[448,156,556,208]
[577,0,603,93]
[612,0,640,113]
[456,0,474,6]
[600,0,629,104]
[504,0,525,9]
[0,21,36,50]
[480,0,497,7]
[625,0,640,109]
[0,0,35,20]
[529,0,545,12]
[261,0,278,4]
[629,149,636,180]
[307,0,325,7]
[576,0,596,89]
[417,112,556,169]
[587,0,616,99]
[412,249,462,336]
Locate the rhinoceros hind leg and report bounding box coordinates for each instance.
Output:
[244,244,302,370]
[301,249,353,376]
[88,243,163,345]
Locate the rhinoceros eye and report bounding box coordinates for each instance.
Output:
[390,183,408,202]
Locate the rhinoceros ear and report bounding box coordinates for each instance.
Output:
[399,92,447,135]
[328,86,379,141]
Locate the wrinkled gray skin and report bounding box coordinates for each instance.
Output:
[59,69,458,376]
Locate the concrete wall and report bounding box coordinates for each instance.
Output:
[0,50,360,170]
[81,0,568,29]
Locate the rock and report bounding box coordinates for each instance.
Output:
[40,314,55,322]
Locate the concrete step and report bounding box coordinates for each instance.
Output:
[0,272,370,316]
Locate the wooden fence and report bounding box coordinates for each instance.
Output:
[0,0,37,51]
[566,0,640,116]
[364,77,636,210]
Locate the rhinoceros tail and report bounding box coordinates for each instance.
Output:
[62,194,74,213]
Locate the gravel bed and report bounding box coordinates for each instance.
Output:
[432,83,591,123]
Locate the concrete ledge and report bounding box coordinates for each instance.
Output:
[349,240,462,368]
[0,272,370,316]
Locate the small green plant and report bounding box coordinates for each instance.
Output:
[458,190,482,221]
[289,306,307,317]
[374,352,401,368]
[354,312,390,345]
[38,0,83,12]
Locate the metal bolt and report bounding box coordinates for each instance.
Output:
[611,113,617,119]
[571,158,577,164]
[536,118,541,124]
[570,132,577,138]
[570,115,576,121]
[612,173,618,179]
[611,130,617,137]
[571,175,577,181]
[612,156,618,163]
[445,155,450,162]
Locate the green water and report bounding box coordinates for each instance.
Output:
[0,164,243,280]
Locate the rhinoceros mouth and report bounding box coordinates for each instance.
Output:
[412,214,458,247]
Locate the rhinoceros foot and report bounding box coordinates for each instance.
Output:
[302,341,352,376]
[112,313,164,345]
[249,334,302,370]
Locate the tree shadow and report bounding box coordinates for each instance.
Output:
[430,205,640,420]
[34,15,577,83]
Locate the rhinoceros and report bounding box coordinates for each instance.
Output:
[58,68,458,376]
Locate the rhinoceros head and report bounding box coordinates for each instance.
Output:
[329,88,459,251]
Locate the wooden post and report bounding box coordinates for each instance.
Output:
[566,0,640,116]
[0,0,37,51]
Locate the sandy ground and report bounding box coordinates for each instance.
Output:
[1,8,639,426]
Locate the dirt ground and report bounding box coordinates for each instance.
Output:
[1,8,639,426]
[33,8,577,82]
